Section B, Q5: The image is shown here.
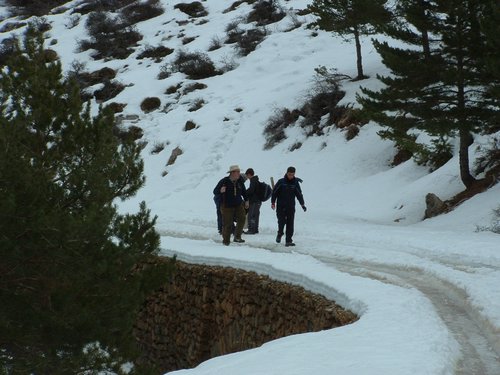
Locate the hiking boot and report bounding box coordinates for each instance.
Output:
[223,241,230,246]
[244,230,256,235]
[233,238,245,243]
[276,233,282,243]
[285,242,295,247]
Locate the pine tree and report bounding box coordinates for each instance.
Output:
[481,0,500,133]
[0,28,172,373]
[359,0,499,187]
[307,0,391,80]
[357,0,442,164]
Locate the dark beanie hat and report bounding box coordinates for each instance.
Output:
[245,168,254,175]
[287,166,296,173]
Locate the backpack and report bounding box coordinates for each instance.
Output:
[257,181,272,202]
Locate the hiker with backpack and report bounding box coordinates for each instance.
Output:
[271,166,306,247]
[213,165,249,246]
[244,168,261,234]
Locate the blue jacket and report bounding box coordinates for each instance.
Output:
[271,175,305,210]
[213,176,248,207]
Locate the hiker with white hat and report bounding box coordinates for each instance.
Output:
[213,165,249,245]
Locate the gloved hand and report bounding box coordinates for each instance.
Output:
[244,201,249,210]
[271,203,275,210]
[302,205,307,212]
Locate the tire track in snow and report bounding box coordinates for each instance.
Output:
[312,255,500,375]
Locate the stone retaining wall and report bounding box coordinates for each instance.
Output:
[134,260,357,373]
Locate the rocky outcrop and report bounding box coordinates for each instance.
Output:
[134,260,357,373]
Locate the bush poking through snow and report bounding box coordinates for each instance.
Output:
[225,21,245,44]
[235,28,267,56]
[137,45,174,61]
[169,51,219,79]
[263,108,301,149]
[174,2,208,18]
[94,80,125,102]
[247,0,286,26]
[141,97,162,113]
[121,0,164,26]
[263,66,353,148]
[4,0,68,16]
[151,142,167,154]
[184,121,197,131]
[208,36,223,51]
[182,82,207,95]
[188,99,205,112]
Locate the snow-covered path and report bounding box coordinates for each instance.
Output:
[319,256,500,375]
[158,217,500,375]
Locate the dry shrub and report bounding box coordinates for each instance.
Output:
[235,28,266,56]
[182,36,197,45]
[121,0,164,25]
[170,50,218,79]
[263,108,300,149]
[105,102,127,113]
[72,0,135,15]
[225,21,244,44]
[137,45,174,61]
[247,0,285,26]
[69,66,117,90]
[174,2,208,18]
[184,121,197,131]
[188,99,205,112]
[344,125,360,141]
[94,80,125,102]
[0,22,27,33]
[140,97,162,113]
[165,83,182,95]
[208,36,223,51]
[182,82,207,95]
[5,0,68,16]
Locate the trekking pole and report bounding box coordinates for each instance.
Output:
[270,177,275,189]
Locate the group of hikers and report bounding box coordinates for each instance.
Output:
[213,165,307,247]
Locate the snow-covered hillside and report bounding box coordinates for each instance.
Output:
[1,0,499,374]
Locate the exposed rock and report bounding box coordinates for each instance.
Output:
[167,146,183,165]
[424,193,446,219]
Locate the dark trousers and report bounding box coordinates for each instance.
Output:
[221,204,246,243]
[277,207,295,243]
[214,196,222,233]
[247,201,261,232]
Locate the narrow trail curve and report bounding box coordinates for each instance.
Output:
[311,255,500,375]
[159,229,500,375]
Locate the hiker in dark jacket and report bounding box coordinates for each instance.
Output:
[213,165,249,245]
[244,168,261,234]
[271,166,306,247]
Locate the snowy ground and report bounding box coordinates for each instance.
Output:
[1,0,499,374]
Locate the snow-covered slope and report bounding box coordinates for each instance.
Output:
[1,1,499,374]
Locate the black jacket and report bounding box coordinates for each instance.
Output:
[213,176,248,207]
[271,175,304,210]
[246,175,261,203]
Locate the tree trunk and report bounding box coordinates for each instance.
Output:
[458,128,476,189]
[353,28,365,80]
[418,0,431,59]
